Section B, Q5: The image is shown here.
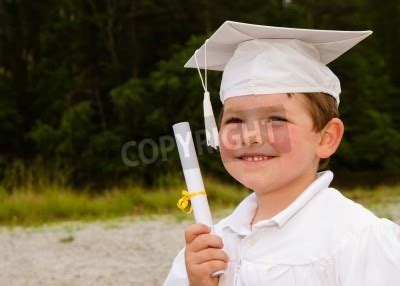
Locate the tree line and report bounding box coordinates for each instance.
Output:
[0,0,399,189]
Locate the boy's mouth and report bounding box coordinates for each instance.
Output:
[237,153,277,162]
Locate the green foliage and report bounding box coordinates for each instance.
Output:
[350,110,400,169]
[0,68,22,153]
[0,176,398,226]
[0,174,250,226]
[0,0,399,190]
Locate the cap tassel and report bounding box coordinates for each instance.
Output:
[203,91,219,149]
[194,40,219,149]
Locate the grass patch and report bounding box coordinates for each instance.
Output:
[342,185,400,205]
[0,177,249,226]
[0,176,399,227]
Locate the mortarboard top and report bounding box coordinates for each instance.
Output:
[185,20,372,71]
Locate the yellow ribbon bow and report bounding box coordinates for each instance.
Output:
[177,190,192,213]
[177,190,207,213]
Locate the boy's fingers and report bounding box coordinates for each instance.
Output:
[190,234,224,252]
[193,248,229,264]
[198,260,228,276]
[185,223,211,244]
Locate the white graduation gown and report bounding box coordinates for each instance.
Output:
[163,170,400,286]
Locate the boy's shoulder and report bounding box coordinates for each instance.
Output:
[302,186,382,235]
[213,186,382,239]
[319,187,378,222]
[210,185,399,266]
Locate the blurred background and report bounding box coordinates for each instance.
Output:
[0,0,399,225]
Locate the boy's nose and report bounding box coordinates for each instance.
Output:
[242,120,265,146]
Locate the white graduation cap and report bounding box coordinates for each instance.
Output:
[184,20,373,149]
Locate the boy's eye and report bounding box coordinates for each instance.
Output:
[223,117,243,125]
[260,116,288,125]
[266,116,287,122]
[224,116,287,125]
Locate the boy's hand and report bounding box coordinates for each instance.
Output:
[184,223,229,286]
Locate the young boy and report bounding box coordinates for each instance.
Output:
[164,21,400,286]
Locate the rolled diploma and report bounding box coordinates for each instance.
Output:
[172,122,214,228]
[173,122,224,277]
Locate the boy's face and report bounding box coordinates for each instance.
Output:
[219,93,321,193]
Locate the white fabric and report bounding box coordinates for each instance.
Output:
[220,39,341,104]
[185,21,372,70]
[163,171,400,286]
[184,20,372,105]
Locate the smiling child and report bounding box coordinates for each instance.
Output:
[164,21,400,286]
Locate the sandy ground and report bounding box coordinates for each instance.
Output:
[0,216,191,286]
[0,211,399,286]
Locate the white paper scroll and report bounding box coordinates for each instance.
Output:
[173,122,224,277]
[173,122,214,228]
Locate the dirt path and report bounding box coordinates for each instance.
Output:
[0,211,398,286]
[0,216,190,286]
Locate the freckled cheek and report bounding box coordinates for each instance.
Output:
[219,134,236,166]
[219,145,231,164]
[219,146,241,179]
[219,126,242,154]
[270,125,293,154]
[272,126,317,162]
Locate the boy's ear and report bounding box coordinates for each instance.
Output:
[316,118,344,159]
